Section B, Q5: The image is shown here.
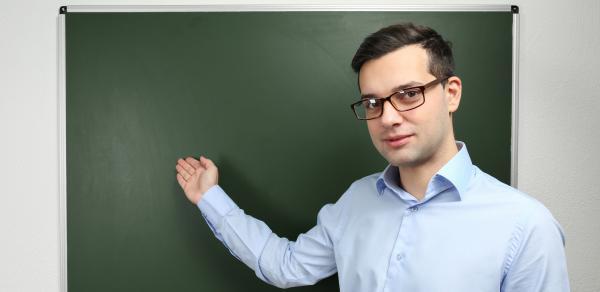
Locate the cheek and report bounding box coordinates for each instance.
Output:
[420,96,449,127]
[424,107,450,139]
[366,122,382,144]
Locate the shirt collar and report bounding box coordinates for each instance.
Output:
[436,141,475,198]
[376,164,401,195]
[376,141,475,201]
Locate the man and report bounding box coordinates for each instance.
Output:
[175,23,569,291]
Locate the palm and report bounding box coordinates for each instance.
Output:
[176,156,218,204]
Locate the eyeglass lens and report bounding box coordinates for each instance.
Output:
[353,87,424,119]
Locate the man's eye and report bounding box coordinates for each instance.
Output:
[398,89,421,99]
[407,90,419,97]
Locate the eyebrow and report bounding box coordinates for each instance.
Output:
[360,81,424,99]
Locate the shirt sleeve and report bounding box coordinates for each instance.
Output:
[197,185,339,288]
[501,206,570,292]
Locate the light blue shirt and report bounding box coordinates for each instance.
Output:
[198,142,569,291]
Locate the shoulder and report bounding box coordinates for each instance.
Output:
[471,167,565,244]
[315,172,382,240]
[472,168,555,216]
[335,172,382,205]
[348,172,381,191]
[468,168,567,278]
[318,171,383,217]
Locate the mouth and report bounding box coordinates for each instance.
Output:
[383,134,414,148]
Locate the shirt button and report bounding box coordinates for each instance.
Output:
[396,254,404,261]
[407,206,419,213]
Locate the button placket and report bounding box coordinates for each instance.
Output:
[395,206,417,263]
[384,206,419,292]
[384,206,419,291]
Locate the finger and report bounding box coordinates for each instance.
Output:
[178,158,195,172]
[175,165,187,180]
[200,156,216,169]
[185,157,202,169]
[176,164,193,180]
[176,173,186,188]
[178,158,196,174]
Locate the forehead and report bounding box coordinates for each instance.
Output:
[358,44,433,95]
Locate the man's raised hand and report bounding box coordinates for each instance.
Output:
[176,156,219,204]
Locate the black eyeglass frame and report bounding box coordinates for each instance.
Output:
[350,77,451,120]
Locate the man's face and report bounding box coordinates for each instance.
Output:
[358,44,461,168]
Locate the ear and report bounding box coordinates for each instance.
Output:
[445,76,462,113]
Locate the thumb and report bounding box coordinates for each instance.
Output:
[200,156,216,170]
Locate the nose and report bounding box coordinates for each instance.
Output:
[379,100,403,128]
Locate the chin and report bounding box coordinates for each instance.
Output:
[389,158,417,167]
[384,153,416,167]
[383,148,426,168]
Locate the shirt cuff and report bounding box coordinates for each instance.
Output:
[197,185,238,225]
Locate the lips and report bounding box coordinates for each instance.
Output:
[384,134,414,148]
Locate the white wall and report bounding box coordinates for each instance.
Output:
[1,0,598,291]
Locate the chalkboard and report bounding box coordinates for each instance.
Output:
[61,7,516,291]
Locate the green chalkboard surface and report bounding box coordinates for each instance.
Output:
[65,10,513,291]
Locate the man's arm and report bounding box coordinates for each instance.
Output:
[501,207,570,292]
[175,156,338,288]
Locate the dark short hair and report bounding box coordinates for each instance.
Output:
[351,23,455,81]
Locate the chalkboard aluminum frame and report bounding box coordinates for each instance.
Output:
[57,5,519,292]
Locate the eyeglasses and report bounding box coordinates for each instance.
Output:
[350,77,449,120]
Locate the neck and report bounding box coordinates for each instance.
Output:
[398,138,459,201]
